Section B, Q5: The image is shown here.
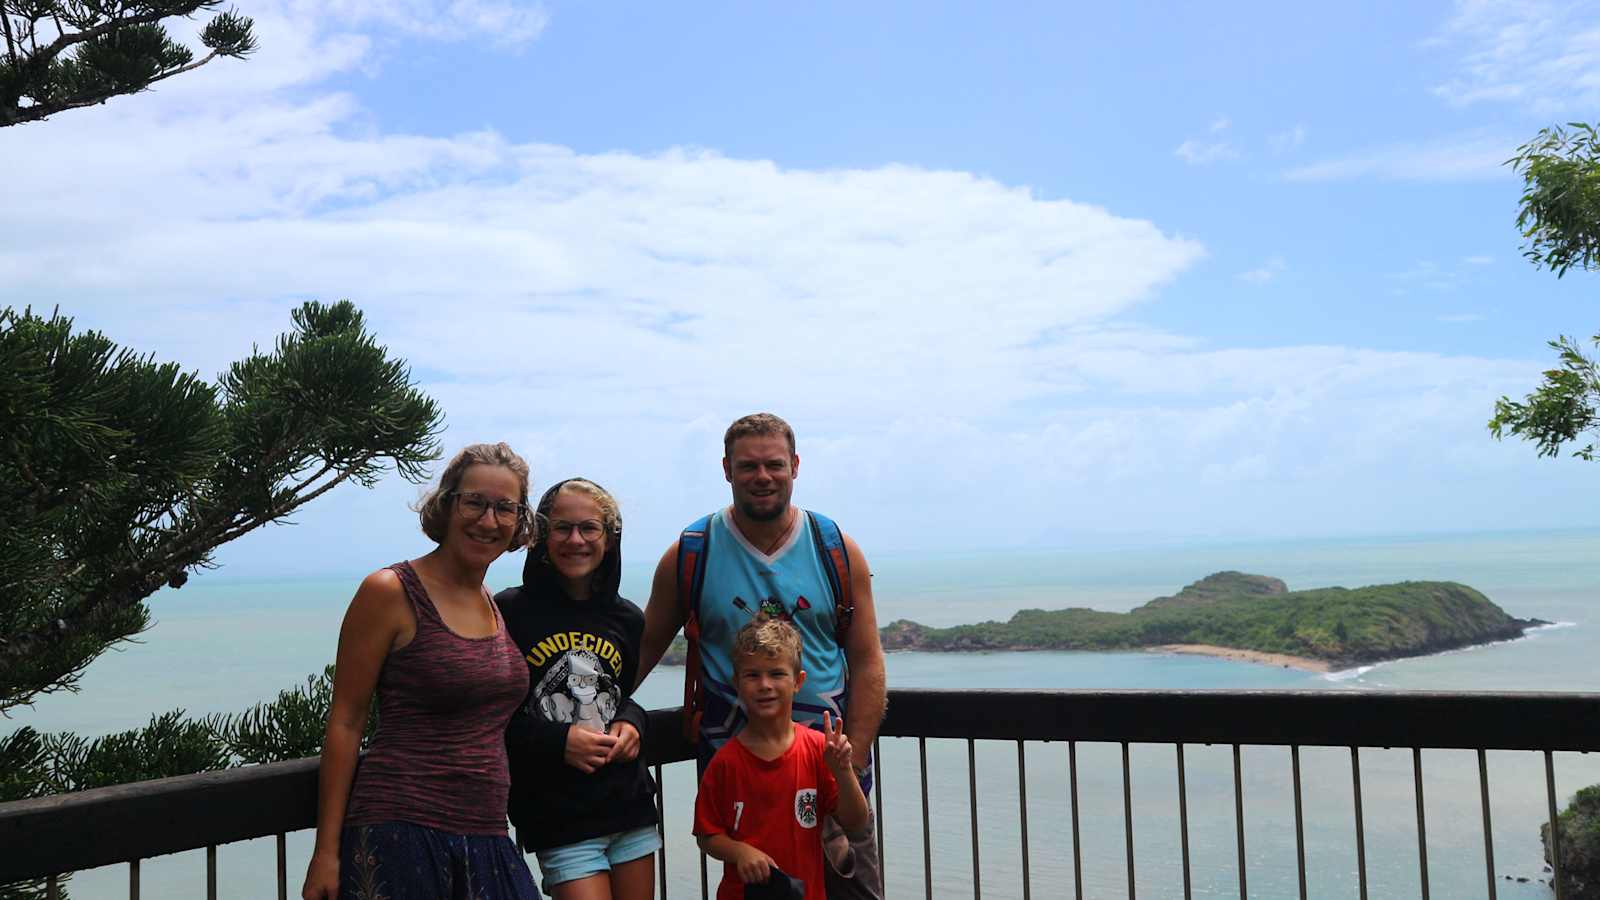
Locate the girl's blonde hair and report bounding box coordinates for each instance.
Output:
[535,478,622,543]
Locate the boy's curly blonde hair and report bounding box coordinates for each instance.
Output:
[733,615,803,674]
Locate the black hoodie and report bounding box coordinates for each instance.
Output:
[496,478,658,852]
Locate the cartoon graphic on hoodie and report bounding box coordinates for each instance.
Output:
[533,647,619,733]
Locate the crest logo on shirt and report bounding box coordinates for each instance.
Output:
[794,788,819,828]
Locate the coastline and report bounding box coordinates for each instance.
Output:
[1154,643,1333,672]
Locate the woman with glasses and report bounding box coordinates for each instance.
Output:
[495,478,660,900]
[302,443,540,900]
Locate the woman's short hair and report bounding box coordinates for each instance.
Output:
[416,442,532,548]
[733,614,803,674]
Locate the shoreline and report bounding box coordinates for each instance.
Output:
[1154,643,1333,672]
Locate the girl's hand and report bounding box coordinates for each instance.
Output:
[607,720,641,763]
[564,725,619,773]
[301,850,339,899]
[822,711,854,779]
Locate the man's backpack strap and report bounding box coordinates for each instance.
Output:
[806,510,855,643]
[676,513,714,741]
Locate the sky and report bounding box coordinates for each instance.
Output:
[4,0,1600,578]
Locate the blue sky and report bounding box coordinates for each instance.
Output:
[5,0,1599,577]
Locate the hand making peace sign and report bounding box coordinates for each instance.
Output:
[822,710,854,779]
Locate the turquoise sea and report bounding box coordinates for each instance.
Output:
[12,529,1600,899]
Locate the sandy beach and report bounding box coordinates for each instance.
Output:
[1154,643,1333,672]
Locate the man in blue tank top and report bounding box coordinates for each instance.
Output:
[638,412,887,899]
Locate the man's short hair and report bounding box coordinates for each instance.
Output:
[723,412,796,457]
[733,615,803,674]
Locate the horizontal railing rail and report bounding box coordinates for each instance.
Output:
[879,689,1600,750]
[5,689,1599,897]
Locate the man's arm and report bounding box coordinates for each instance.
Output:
[634,539,685,690]
[840,532,886,771]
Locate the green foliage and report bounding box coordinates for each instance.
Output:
[1490,333,1600,461]
[1491,122,1600,464]
[0,301,443,713]
[0,666,373,898]
[879,573,1532,664]
[40,710,230,792]
[1,1,256,127]
[0,727,49,803]
[1510,123,1600,277]
[208,665,375,764]
[1544,785,1600,900]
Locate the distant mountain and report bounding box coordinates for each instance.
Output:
[876,572,1547,668]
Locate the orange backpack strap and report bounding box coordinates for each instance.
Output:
[806,510,854,643]
[676,513,715,741]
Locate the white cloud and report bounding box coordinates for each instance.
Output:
[2,5,1578,567]
[1429,0,1600,113]
[1175,139,1239,165]
[1269,125,1307,153]
[1174,117,1239,165]
[1463,254,1494,265]
[1282,133,1512,181]
[1237,257,1287,284]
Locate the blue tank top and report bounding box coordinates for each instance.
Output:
[696,507,850,752]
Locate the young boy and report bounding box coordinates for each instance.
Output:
[693,616,870,900]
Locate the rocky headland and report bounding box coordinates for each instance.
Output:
[875,571,1547,671]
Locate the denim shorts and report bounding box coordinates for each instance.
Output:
[534,825,662,888]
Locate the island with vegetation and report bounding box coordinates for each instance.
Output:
[875,572,1547,672]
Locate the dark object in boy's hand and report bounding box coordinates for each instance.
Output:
[743,866,805,900]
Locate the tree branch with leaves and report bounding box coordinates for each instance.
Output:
[0,300,443,714]
[1,1,256,127]
[1490,124,1600,461]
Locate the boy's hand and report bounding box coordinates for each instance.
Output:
[729,842,776,884]
[564,726,619,773]
[822,711,854,779]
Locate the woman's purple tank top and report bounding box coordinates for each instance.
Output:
[343,561,529,836]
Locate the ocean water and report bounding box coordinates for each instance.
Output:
[10,529,1600,899]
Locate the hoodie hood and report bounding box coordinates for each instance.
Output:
[521,477,623,603]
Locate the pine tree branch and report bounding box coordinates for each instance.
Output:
[29,3,211,64]
[2,8,19,63]
[8,47,222,125]
[211,455,375,545]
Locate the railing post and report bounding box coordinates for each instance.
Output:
[1546,750,1566,900]
[1068,741,1083,900]
[1121,741,1136,900]
[1233,744,1247,900]
[131,858,141,900]
[968,738,982,900]
[1291,745,1307,900]
[1351,746,1368,900]
[919,737,932,900]
[655,763,666,900]
[1017,740,1031,900]
[1477,749,1497,900]
[874,735,885,891]
[1176,744,1191,900]
[1413,748,1430,900]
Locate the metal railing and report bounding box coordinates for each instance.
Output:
[3,689,1599,899]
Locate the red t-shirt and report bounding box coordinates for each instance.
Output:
[694,723,840,900]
